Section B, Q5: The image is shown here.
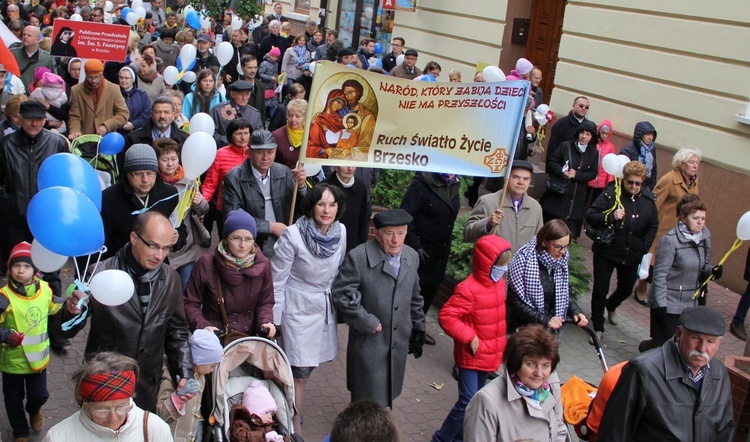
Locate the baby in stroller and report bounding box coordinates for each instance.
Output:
[230,380,285,442]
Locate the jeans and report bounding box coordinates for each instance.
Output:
[590,254,639,332]
[2,370,49,437]
[733,282,750,325]
[432,368,490,442]
[176,261,196,292]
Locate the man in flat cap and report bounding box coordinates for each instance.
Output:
[210,80,264,147]
[389,48,422,79]
[332,209,426,408]
[598,306,734,441]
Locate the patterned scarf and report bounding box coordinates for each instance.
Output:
[294,45,308,67]
[511,373,551,410]
[296,216,341,258]
[84,78,104,111]
[508,236,570,319]
[639,140,655,178]
[681,171,697,189]
[678,220,703,244]
[218,241,255,269]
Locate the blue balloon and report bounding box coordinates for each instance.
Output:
[176,56,196,73]
[121,7,132,18]
[186,10,201,30]
[421,74,436,82]
[100,132,125,155]
[27,187,104,257]
[373,42,383,55]
[37,153,103,212]
[372,58,383,68]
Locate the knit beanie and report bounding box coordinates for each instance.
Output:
[515,58,533,75]
[223,209,257,239]
[189,329,224,365]
[41,72,65,88]
[269,47,281,58]
[84,58,104,75]
[242,380,277,417]
[8,241,33,268]
[124,144,158,173]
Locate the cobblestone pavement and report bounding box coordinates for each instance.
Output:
[1,236,746,441]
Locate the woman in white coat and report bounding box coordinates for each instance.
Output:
[272,183,347,436]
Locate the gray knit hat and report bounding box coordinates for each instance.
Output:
[124,144,158,173]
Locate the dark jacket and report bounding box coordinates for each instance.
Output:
[598,339,734,441]
[119,87,152,136]
[122,119,189,171]
[585,182,659,265]
[258,34,288,69]
[100,177,184,259]
[382,51,399,73]
[323,172,371,252]
[400,172,460,283]
[210,101,264,148]
[547,110,586,164]
[58,244,194,413]
[0,128,68,219]
[621,121,658,191]
[506,268,584,333]
[183,246,274,334]
[541,122,599,221]
[356,47,373,70]
[221,161,301,249]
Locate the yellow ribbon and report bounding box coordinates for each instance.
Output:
[692,238,744,299]
[175,179,199,225]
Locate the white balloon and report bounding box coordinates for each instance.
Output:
[231,16,243,31]
[617,154,631,169]
[183,5,194,13]
[247,16,263,30]
[396,54,404,66]
[126,11,137,26]
[737,211,750,240]
[179,44,197,72]
[536,104,550,114]
[601,153,621,175]
[534,112,548,126]
[303,163,321,177]
[189,112,215,135]
[482,65,506,82]
[182,132,217,179]
[89,269,134,306]
[182,70,196,83]
[163,66,179,85]
[216,41,233,67]
[308,61,316,75]
[130,0,143,9]
[236,61,242,75]
[31,239,68,273]
[70,13,83,21]
[134,6,146,19]
[104,0,113,12]
[200,15,211,30]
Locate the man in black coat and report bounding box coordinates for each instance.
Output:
[323,166,371,252]
[546,96,590,166]
[122,96,189,171]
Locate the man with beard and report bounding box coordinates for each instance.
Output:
[338,79,376,153]
[123,96,188,169]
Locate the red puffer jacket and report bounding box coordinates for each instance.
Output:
[438,235,511,371]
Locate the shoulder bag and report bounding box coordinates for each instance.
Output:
[215,274,249,346]
[545,144,572,194]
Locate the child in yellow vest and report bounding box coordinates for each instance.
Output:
[0,241,63,441]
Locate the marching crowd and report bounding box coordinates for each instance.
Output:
[0,0,743,441]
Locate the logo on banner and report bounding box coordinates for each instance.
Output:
[483,148,510,174]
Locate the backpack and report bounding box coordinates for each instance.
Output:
[71,134,119,188]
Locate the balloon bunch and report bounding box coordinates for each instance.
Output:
[692,210,750,299]
[599,153,632,217]
[164,45,198,85]
[123,0,147,27]
[172,114,218,225]
[532,104,556,151]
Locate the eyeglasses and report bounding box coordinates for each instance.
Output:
[577,104,590,109]
[130,171,156,179]
[135,232,172,253]
[227,235,254,244]
[87,402,133,418]
[391,43,402,47]
[550,244,569,252]
[625,179,643,186]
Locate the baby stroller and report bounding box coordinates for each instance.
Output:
[210,336,303,442]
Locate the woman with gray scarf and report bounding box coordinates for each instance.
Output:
[271,183,347,437]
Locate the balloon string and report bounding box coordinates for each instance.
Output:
[86,248,107,285]
[130,189,185,215]
[61,279,91,331]
[692,238,744,299]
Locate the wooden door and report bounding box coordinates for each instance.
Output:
[525,0,566,104]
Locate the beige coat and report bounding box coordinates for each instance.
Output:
[464,366,567,442]
[649,168,700,257]
[68,79,130,135]
[464,191,544,252]
[156,360,206,442]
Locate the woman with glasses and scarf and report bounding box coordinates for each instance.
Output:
[506,220,588,340]
[584,161,658,344]
[271,184,347,437]
[43,352,173,441]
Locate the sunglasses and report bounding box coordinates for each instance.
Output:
[625,179,643,186]
[577,104,589,109]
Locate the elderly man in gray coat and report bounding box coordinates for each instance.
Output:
[332,209,426,408]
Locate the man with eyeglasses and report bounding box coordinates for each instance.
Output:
[546,95,590,164]
[90,6,104,22]
[61,211,194,413]
[382,37,404,73]
[98,144,186,260]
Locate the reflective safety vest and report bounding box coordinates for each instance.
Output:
[0,282,55,373]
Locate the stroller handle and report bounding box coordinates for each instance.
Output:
[564,318,609,373]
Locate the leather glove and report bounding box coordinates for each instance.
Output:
[6,332,23,348]
[652,306,667,320]
[408,330,425,359]
[417,248,430,265]
[710,265,723,280]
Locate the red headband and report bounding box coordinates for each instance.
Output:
[79,370,136,403]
